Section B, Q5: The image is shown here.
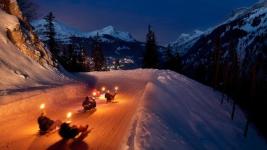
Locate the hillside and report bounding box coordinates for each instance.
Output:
[171,0,267,76]
[0,2,68,94]
[169,0,267,140]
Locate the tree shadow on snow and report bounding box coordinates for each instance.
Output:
[47,139,89,150]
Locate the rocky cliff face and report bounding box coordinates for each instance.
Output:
[0,0,55,68]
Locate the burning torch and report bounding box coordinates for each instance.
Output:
[66,112,72,123]
[101,86,106,93]
[40,103,45,114]
[114,86,119,94]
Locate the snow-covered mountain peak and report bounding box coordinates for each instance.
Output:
[168,30,204,55]
[31,19,136,43]
[89,25,136,42]
[101,25,115,34]
[172,30,204,45]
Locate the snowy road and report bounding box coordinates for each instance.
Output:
[0,69,266,150]
[0,72,147,150]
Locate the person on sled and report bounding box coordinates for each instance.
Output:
[105,91,117,102]
[82,96,96,111]
[59,122,92,141]
[37,113,62,134]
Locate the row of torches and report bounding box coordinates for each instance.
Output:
[39,103,73,122]
[92,86,119,98]
[39,85,119,122]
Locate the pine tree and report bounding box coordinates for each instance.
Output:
[44,12,57,57]
[92,33,105,71]
[212,34,222,89]
[163,45,174,69]
[143,25,159,69]
[228,40,239,97]
[163,45,182,72]
[66,42,76,71]
[174,52,182,72]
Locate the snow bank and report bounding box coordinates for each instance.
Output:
[125,70,267,150]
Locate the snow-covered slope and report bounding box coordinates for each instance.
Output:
[169,0,267,79]
[116,70,266,150]
[171,1,267,61]
[0,9,68,92]
[31,19,136,43]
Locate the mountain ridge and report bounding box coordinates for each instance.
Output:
[31,19,137,43]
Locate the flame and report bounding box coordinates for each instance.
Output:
[40,103,45,110]
[101,86,106,92]
[114,86,119,91]
[92,91,97,97]
[67,112,72,119]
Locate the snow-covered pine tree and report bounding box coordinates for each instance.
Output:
[92,33,105,71]
[143,25,159,69]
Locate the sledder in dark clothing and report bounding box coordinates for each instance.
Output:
[105,92,117,102]
[59,122,91,141]
[82,96,96,111]
[37,113,62,134]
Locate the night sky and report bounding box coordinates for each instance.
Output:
[36,0,258,44]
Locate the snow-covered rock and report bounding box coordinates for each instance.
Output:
[0,8,68,91]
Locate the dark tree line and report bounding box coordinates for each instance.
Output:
[91,33,106,71]
[142,25,182,73]
[162,45,182,72]
[187,32,267,138]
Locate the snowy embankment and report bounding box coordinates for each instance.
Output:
[0,9,69,94]
[124,70,267,150]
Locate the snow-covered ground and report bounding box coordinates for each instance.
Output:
[126,70,267,150]
[0,69,266,150]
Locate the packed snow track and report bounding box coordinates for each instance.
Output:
[0,70,266,150]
